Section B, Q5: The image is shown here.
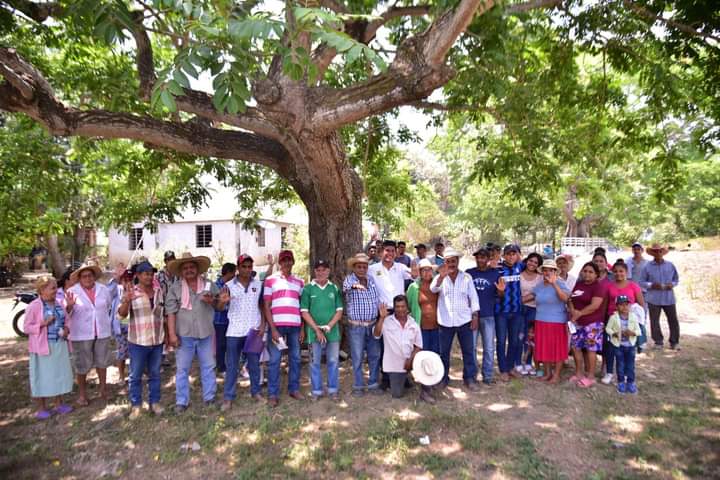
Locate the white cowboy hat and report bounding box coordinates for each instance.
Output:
[442,248,461,259]
[416,258,437,271]
[167,252,211,276]
[411,351,444,386]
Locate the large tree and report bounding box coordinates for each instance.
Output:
[1,0,717,272]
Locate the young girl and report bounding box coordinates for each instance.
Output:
[24,276,74,419]
[606,295,642,394]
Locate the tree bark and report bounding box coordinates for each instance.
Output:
[46,234,64,278]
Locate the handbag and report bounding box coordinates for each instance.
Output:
[243,328,265,354]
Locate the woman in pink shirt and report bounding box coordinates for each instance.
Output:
[607,260,645,316]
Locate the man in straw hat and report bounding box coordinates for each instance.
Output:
[640,243,680,350]
[165,252,230,412]
[373,295,431,402]
[66,261,114,406]
[430,248,482,391]
[343,252,384,396]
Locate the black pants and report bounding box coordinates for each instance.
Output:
[649,303,680,346]
[388,372,410,398]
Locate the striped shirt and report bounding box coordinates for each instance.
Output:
[343,273,381,324]
[122,285,165,346]
[263,273,304,327]
[495,262,523,314]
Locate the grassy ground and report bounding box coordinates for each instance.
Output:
[1,251,719,479]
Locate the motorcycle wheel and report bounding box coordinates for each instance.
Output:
[13,310,27,337]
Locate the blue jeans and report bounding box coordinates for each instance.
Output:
[348,324,381,390]
[495,312,521,373]
[309,341,340,396]
[478,316,496,381]
[267,326,301,399]
[128,343,162,407]
[224,336,261,400]
[438,322,478,385]
[421,328,440,354]
[614,345,636,384]
[521,306,536,365]
[214,322,228,372]
[603,333,615,374]
[176,335,216,406]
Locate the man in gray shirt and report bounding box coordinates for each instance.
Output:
[640,244,680,350]
[166,253,229,412]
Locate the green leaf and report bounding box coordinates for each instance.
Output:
[160,89,177,112]
[166,79,185,96]
[172,70,190,89]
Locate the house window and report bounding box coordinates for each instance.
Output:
[196,224,212,248]
[281,227,287,248]
[256,227,266,247]
[129,228,144,250]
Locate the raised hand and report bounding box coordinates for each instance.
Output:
[437,262,448,277]
[495,277,506,293]
[266,253,274,265]
[65,290,77,310]
[218,286,231,304]
[113,262,126,281]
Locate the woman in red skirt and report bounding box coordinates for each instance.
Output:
[530,260,571,383]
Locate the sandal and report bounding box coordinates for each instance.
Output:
[568,375,582,384]
[577,377,595,388]
[53,404,74,415]
[76,397,90,407]
[35,409,53,420]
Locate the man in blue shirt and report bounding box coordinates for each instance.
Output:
[640,243,680,349]
[466,247,503,384]
[495,244,522,381]
[214,263,236,373]
[626,243,649,284]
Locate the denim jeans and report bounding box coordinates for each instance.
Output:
[128,343,162,407]
[438,322,478,385]
[214,322,228,372]
[224,336,261,400]
[521,306,536,365]
[267,326,301,399]
[348,324,381,390]
[614,345,636,384]
[176,335,216,406]
[309,341,340,396]
[603,333,615,374]
[388,372,409,398]
[478,316,496,381]
[496,312,521,373]
[421,328,440,354]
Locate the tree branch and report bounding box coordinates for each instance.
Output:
[505,0,562,14]
[363,5,432,43]
[1,0,63,22]
[622,0,720,45]
[423,0,495,66]
[0,47,288,170]
[129,10,156,101]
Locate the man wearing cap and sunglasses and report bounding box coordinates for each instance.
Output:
[263,250,305,407]
[301,259,344,401]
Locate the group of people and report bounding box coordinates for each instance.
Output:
[24,238,680,419]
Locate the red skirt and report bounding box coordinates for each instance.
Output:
[534,321,569,362]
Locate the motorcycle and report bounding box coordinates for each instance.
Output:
[10,291,38,337]
[0,266,18,287]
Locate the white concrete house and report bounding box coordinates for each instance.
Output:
[107,183,307,268]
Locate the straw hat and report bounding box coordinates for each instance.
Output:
[646,243,669,255]
[411,351,444,386]
[540,259,559,271]
[442,247,461,259]
[347,253,370,269]
[167,252,211,276]
[69,261,103,283]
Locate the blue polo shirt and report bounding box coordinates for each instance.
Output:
[213,277,229,326]
[495,262,523,314]
[466,267,501,318]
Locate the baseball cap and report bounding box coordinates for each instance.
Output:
[615,295,630,305]
[631,242,643,249]
[163,250,176,261]
[313,259,330,269]
[134,261,155,273]
[237,254,253,265]
[414,243,427,249]
[473,247,490,257]
[503,244,520,254]
[278,250,294,262]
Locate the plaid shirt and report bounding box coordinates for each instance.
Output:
[123,285,165,346]
[342,273,380,324]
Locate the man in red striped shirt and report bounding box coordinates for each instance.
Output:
[263,250,305,407]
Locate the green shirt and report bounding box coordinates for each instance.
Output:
[300,280,343,343]
[405,280,422,326]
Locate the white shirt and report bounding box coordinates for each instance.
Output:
[430,271,480,327]
[377,315,423,373]
[368,261,412,307]
[227,277,263,337]
[68,282,113,341]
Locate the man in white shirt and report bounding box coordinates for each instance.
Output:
[430,248,481,391]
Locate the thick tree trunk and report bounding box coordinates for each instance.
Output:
[46,234,64,278]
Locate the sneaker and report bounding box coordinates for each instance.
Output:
[129,406,143,420]
[626,382,638,394]
[351,389,365,398]
[150,403,165,416]
[240,366,250,379]
[601,373,614,385]
[653,343,664,350]
[525,365,536,375]
[670,344,681,351]
[616,382,626,394]
[520,365,530,376]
